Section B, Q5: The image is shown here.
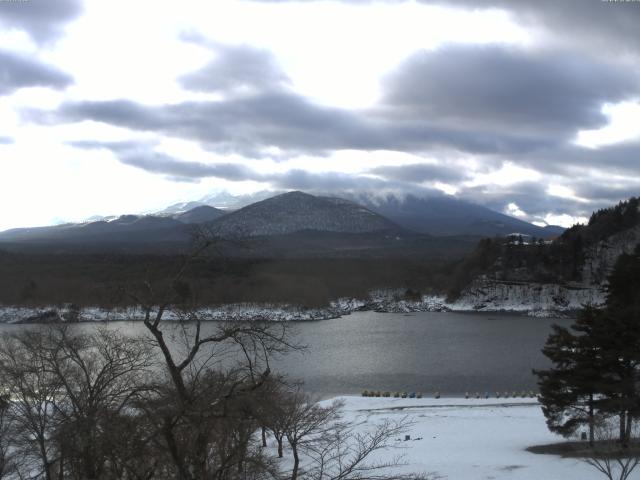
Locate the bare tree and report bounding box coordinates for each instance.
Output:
[281,391,341,480]
[43,326,154,480]
[0,395,18,479]
[0,329,63,480]
[123,234,300,480]
[303,416,433,480]
[0,326,155,480]
[0,232,434,480]
[583,420,640,480]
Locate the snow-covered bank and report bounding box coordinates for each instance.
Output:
[307,396,600,480]
[0,287,580,323]
[0,290,451,324]
[0,303,347,324]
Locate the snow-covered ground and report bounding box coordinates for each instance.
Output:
[300,396,602,480]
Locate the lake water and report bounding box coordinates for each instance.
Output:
[0,311,570,397]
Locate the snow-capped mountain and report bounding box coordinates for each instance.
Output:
[0,191,565,254]
[173,205,226,224]
[206,191,401,237]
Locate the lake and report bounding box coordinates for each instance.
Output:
[0,311,570,397]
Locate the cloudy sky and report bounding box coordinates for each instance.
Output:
[1,0,639,231]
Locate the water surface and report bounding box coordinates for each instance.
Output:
[0,311,570,397]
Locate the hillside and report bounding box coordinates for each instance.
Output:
[353,194,565,238]
[173,205,226,224]
[0,215,188,244]
[206,191,401,237]
[448,197,640,313]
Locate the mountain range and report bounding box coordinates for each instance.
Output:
[0,191,564,255]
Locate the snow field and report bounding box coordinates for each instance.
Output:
[303,396,605,480]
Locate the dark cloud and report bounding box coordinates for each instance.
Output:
[249,1,640,56]
[434,0,640,56]
[369,162,469,184]
[382,45,638,138]
[38,94,559,157]
[69,140,260,183]
[267,169,384,192]
[512,141,640,177]
[118,151,256,182]
[49,94,370,156]
[455,181,593,223]
[28,40,637,160]
[179,43,290,94]
[571,181,640,207]
[0,0,83,44]
[68,139,449,195]
[0,50,73,96]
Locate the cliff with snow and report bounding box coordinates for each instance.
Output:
[451,198,640,315]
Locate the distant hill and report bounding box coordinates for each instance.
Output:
[352,194,565,238]
[206,191,401,237]
[0,215,188,245]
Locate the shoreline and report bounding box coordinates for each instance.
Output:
[0,294,580,324]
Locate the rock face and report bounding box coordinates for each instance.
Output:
[454,223,640,315]
[581,224,640,285]
[207,191,401,237]
[451,278,604,314]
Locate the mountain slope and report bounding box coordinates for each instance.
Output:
[0,215,187,244]
[174,205,226,224]
[353,194,564,238]
[207,191,401,237]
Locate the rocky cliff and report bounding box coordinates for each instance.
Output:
[453,211,640,315]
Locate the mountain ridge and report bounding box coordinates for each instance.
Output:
[0,191,565,252]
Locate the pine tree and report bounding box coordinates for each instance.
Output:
[596,246,640,445]
[535,306,605,445]
[536,244,640,445]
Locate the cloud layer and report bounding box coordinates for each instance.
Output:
[0,50,73,96]
[0,0,83,44]
[3,0,639,230]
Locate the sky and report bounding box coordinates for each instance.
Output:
[1,0,639,231]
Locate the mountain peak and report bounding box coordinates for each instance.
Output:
[207,191,400,237]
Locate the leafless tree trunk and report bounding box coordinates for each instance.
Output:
[583,421,640,480]
[124,235,299,479]
[304,415,434,480]
[0,329,63,480]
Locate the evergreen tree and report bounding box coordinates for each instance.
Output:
[536,244,640,445]
[535,306,605,445]
[596,246,640,444]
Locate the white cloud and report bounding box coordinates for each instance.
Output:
[542,213,588,229]
[574,101,640,149]
[505,202,526,217]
